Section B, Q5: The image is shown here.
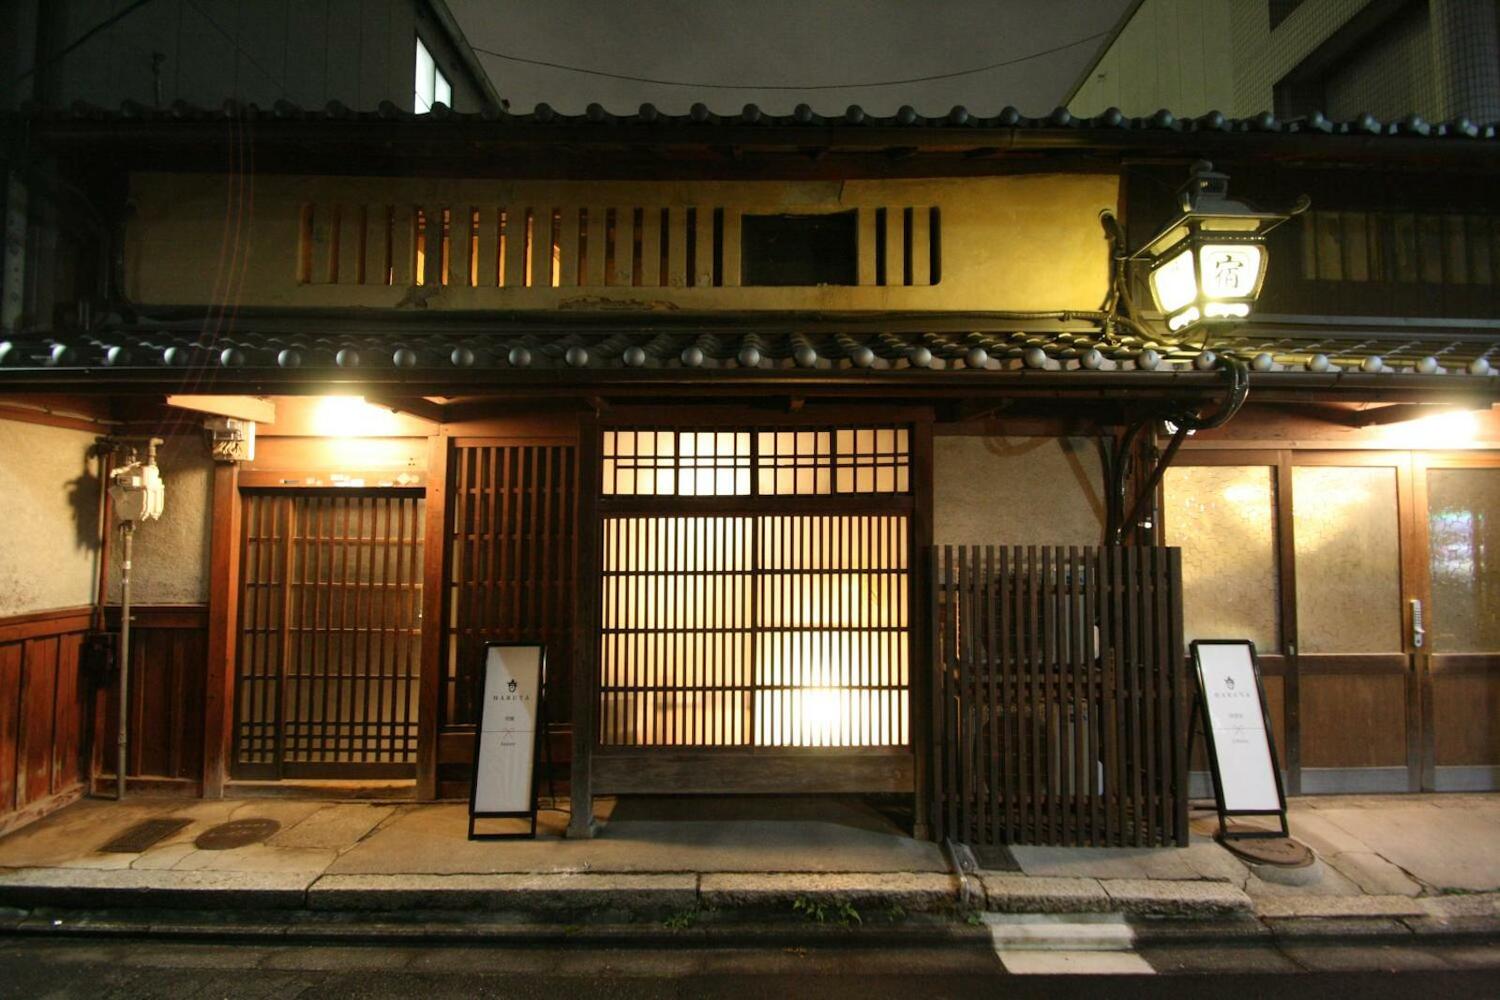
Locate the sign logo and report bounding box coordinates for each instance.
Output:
[1224,676,1236,691]
[507,679,518,693]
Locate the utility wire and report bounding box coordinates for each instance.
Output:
[182,0,287,98]
[470,30,1109,92]
[8,0,157,89]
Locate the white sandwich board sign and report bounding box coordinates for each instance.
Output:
[469,643,546,839]
[1190,640,1289,838]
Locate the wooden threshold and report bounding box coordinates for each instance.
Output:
[591,749,914,795]
[225,779,417,801]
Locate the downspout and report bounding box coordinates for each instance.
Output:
[117,521,133,800]
[1109,355,1249,544]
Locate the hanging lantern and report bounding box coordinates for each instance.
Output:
[1137,161,1299,335]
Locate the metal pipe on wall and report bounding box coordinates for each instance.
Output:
[117,523,133,801]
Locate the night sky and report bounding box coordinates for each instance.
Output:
[450,0,1136,116]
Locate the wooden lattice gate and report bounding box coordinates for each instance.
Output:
[930,545,1187,847]
[232,491,425,779]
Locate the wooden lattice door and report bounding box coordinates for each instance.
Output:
[233,491,425,779]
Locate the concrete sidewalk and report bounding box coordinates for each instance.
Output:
[0,792,1497,939]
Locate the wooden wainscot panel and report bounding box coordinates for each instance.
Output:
[0,607,93,835]
[1299,673,1409,768]
[94,605,208,791]
[1432,673,1500,765]
[592,750,915,796]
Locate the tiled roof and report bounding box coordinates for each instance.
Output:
[8,99,1499,143]
[3,321,1497,382]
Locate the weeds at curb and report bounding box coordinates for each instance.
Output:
[663,908,698,931]
[792,897,862,926]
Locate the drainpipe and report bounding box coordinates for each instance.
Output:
[117,521,133,801]
[2,173,25,337]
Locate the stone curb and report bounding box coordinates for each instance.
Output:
[980,875,1110,913]
[698,872,962,914]
[0,868,312,911]
[1101,878,1253,917]
[306,873,698,914]
[2,865,1495,938]
[981,873,1253,918]
[1254,894,1430,920]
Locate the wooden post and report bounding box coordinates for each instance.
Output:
[416,432,449,801]
[1274,455,1301,795]
[201,462,242,798]
[910,414,935,840]
[569,412,600,838]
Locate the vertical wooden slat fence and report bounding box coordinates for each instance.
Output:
[930,545,1186,847]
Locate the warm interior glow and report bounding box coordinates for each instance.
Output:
[1198,243,1263,300]
[1149,247,1196,313]
[1381,409,1483,448]
[312,396,406,437]
[1167,306,1201,331]
[600,513,910,748]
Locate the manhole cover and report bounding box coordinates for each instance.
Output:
[99,818,192,854]
[1217,834,1315,868]
[194,818,281,850]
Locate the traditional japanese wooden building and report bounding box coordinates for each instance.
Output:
[1,99,1496,846]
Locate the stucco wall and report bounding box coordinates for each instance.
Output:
[933,435,1105,547]
[107,435,214,607]
[0,419,101,617]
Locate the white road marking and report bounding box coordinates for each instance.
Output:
[983,912,1156,975]
[998,950,1157,975]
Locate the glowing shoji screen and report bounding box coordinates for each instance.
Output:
[599,513,910,748]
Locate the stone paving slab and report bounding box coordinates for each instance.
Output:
[306,872,698,914]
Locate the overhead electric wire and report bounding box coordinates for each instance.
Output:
[469,30,1109,92]
[8,0,157,89]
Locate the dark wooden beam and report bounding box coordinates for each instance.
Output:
[568,412,600,838]
[201,461,242,799]
[415,432,450,801]
[358,394,445,424]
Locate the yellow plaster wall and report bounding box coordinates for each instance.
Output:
[933,434,1106,548]
[124,173,1118,314]
[0,420,101,617]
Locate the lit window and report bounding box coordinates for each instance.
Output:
[602,426,909,497]
[414,37,451,112]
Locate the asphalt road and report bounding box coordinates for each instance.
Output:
[1,935,1497,998]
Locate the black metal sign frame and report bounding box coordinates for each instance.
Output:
[468,642,548,840]
[1190,639,1289,840]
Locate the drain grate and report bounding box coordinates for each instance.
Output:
[99,818,192,854]
[971,843,1022,872]
[194,818,281,850]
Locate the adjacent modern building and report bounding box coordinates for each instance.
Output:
[1068,0,1500,124]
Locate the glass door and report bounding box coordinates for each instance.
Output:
[1287,454,1417,794]
[1414,456,1500,791]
